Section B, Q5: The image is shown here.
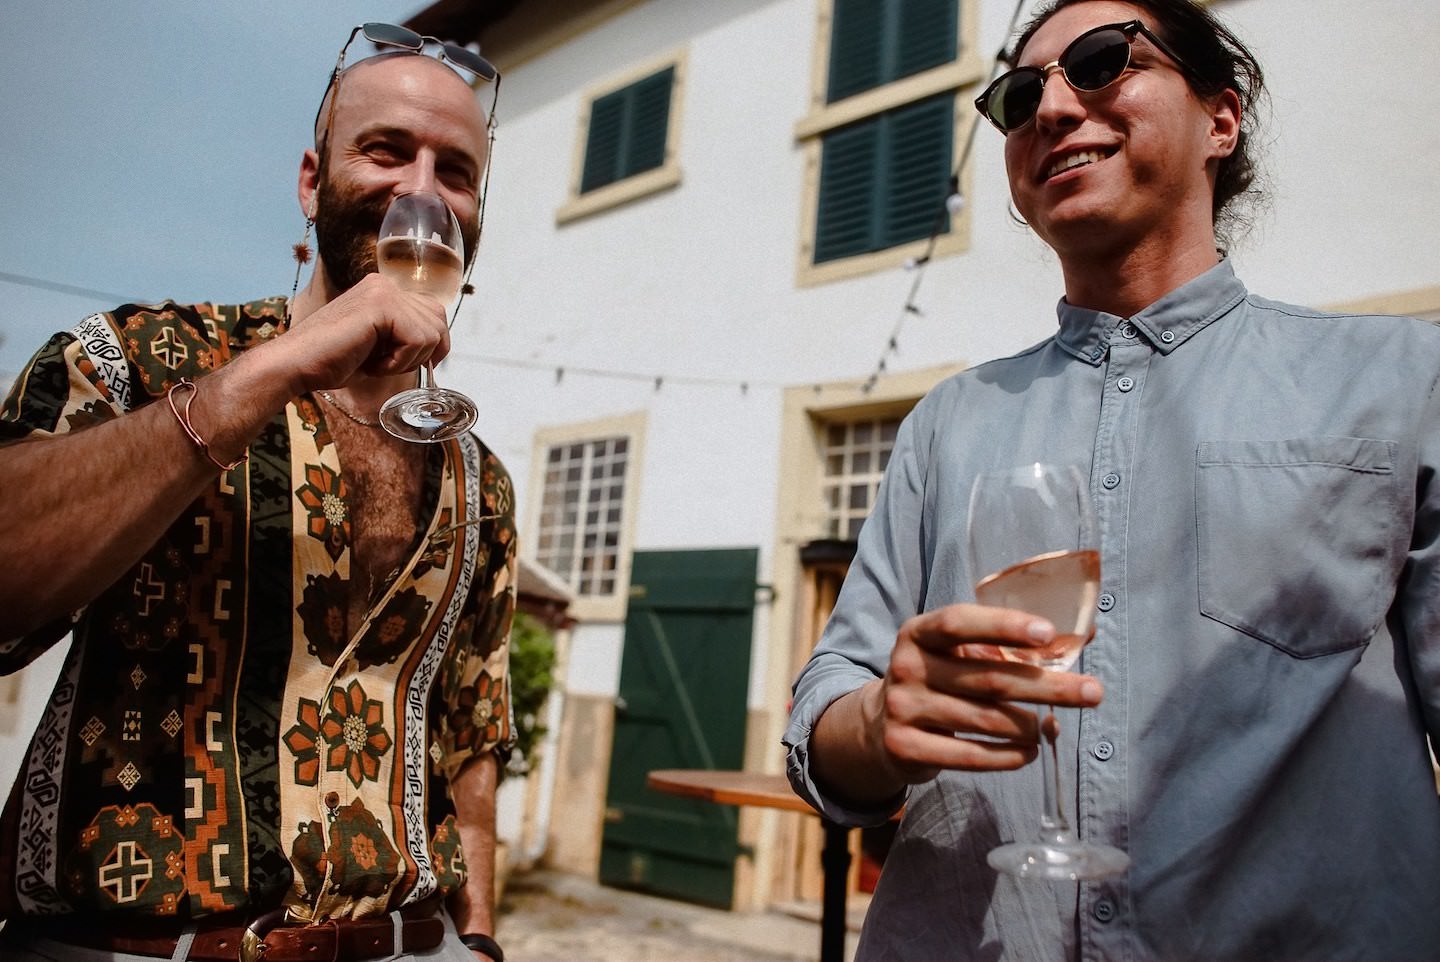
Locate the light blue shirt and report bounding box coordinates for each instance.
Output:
[784,261,1440,961]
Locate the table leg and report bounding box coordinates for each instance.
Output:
[819,819,850,962]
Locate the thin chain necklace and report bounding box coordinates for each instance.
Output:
[317,390,381,428]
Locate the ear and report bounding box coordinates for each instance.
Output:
[298,148,321,221]
[1207,87,1242,161]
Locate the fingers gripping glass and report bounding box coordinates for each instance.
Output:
[974,20,1192,133]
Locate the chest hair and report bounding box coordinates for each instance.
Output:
[325,413,428,636]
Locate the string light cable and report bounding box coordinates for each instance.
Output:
[858,0,1032,393]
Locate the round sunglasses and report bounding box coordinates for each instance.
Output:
[974,20,1193,133]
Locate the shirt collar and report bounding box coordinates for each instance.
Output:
[1055,260,1248,365]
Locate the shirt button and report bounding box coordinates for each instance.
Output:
[1097,592,1115,611]
[1102,473,1120,490]
[1092,740,1115,761]
[1117,376,1135,392]
[1120,324,1138,338]
[1093,898,1117,923]
[1160,330,1176,344]
[1089,347,1104,360]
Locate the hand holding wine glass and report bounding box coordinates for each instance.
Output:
[375,190,479,443]
[967,462,1128,880]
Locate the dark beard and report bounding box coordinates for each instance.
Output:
[314,174,482,294]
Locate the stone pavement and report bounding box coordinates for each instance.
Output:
[495,868,860,962]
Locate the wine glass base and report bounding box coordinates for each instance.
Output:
[987,840,1130,881]
[379,388,477,444]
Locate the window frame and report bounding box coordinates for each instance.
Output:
[795,0,984,286]
[1326,286,1440,324]
[556,49,688,226]
[525,410,647,622]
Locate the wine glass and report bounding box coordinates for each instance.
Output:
[966,462,1129,880]
[375,190,478,443]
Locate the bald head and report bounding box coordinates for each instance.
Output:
[314,53,489,155]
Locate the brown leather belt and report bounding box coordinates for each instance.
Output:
[22,908,446,962]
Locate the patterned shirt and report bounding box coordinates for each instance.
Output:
[0,299,516,925]
[785,262,1440,961]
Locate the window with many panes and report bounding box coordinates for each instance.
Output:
[797,0,980,282]
[821,416,902,540]
[536,437,630,597]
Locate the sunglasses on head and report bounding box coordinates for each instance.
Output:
[339,22,498,84]
[314,22,501,146]
[974,20,1192,134]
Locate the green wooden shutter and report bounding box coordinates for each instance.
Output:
[895,0,958,78]
[580,66,675,194]
[814,121,881,263]
[827,0,885,102]
[827,0,958,103]
[814,94,954,263]
[882,95,954,245]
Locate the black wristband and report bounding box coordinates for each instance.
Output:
[459,932,504,962]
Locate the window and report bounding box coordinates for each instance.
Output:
[527,411,646,622]
[827,0,959,103]
[796,0,982,284]
[814,95,954,263]
[821,416,902,539]
[580,66,674,194]
[536,437,629,597]
[557,52,687,225]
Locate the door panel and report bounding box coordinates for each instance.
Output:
[599,548,758,908]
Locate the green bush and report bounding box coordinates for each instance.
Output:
[506,612,557,777]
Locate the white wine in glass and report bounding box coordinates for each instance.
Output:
[966,463,1128,880]
[974,548,1100,669]
[376,232,464,300]
[375,190,478,443]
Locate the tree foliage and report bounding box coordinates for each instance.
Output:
[505,611,557,777]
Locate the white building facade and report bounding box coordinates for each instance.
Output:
[455,0,1440,912]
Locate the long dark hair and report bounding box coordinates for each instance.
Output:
[1013,0,1266,247]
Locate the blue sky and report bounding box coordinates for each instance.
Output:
[0,2,428,382]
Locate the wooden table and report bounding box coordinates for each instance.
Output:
[646,769,854,962]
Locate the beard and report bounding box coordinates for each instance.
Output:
[313,172,482,294]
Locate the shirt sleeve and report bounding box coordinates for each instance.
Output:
[1399,360,1440,744]
[783,398,933,826]
[0,326,126,442]
[0,322,127,669]
[432,455,518,782]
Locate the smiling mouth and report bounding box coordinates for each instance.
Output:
[1045,148,1114,181]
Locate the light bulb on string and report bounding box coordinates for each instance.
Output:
[945,192,967,215]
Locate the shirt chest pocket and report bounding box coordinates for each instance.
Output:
[1195,437,1403,658]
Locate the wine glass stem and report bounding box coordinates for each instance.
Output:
[422,362,436,391]
[1037,704,1076,845]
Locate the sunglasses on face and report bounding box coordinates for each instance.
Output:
[974,20,1192,134]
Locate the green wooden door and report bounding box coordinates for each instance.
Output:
[599,548,759,908]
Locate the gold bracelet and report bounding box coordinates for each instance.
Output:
[166,378,247,472]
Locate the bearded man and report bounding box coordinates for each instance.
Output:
[0,26,513,962]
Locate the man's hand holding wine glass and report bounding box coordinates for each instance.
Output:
[813,603,1104,809]
[267,271,453,397]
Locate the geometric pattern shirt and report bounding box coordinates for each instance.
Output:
[0,298,515,924]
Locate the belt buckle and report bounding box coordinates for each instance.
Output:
[238,909,290,962]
